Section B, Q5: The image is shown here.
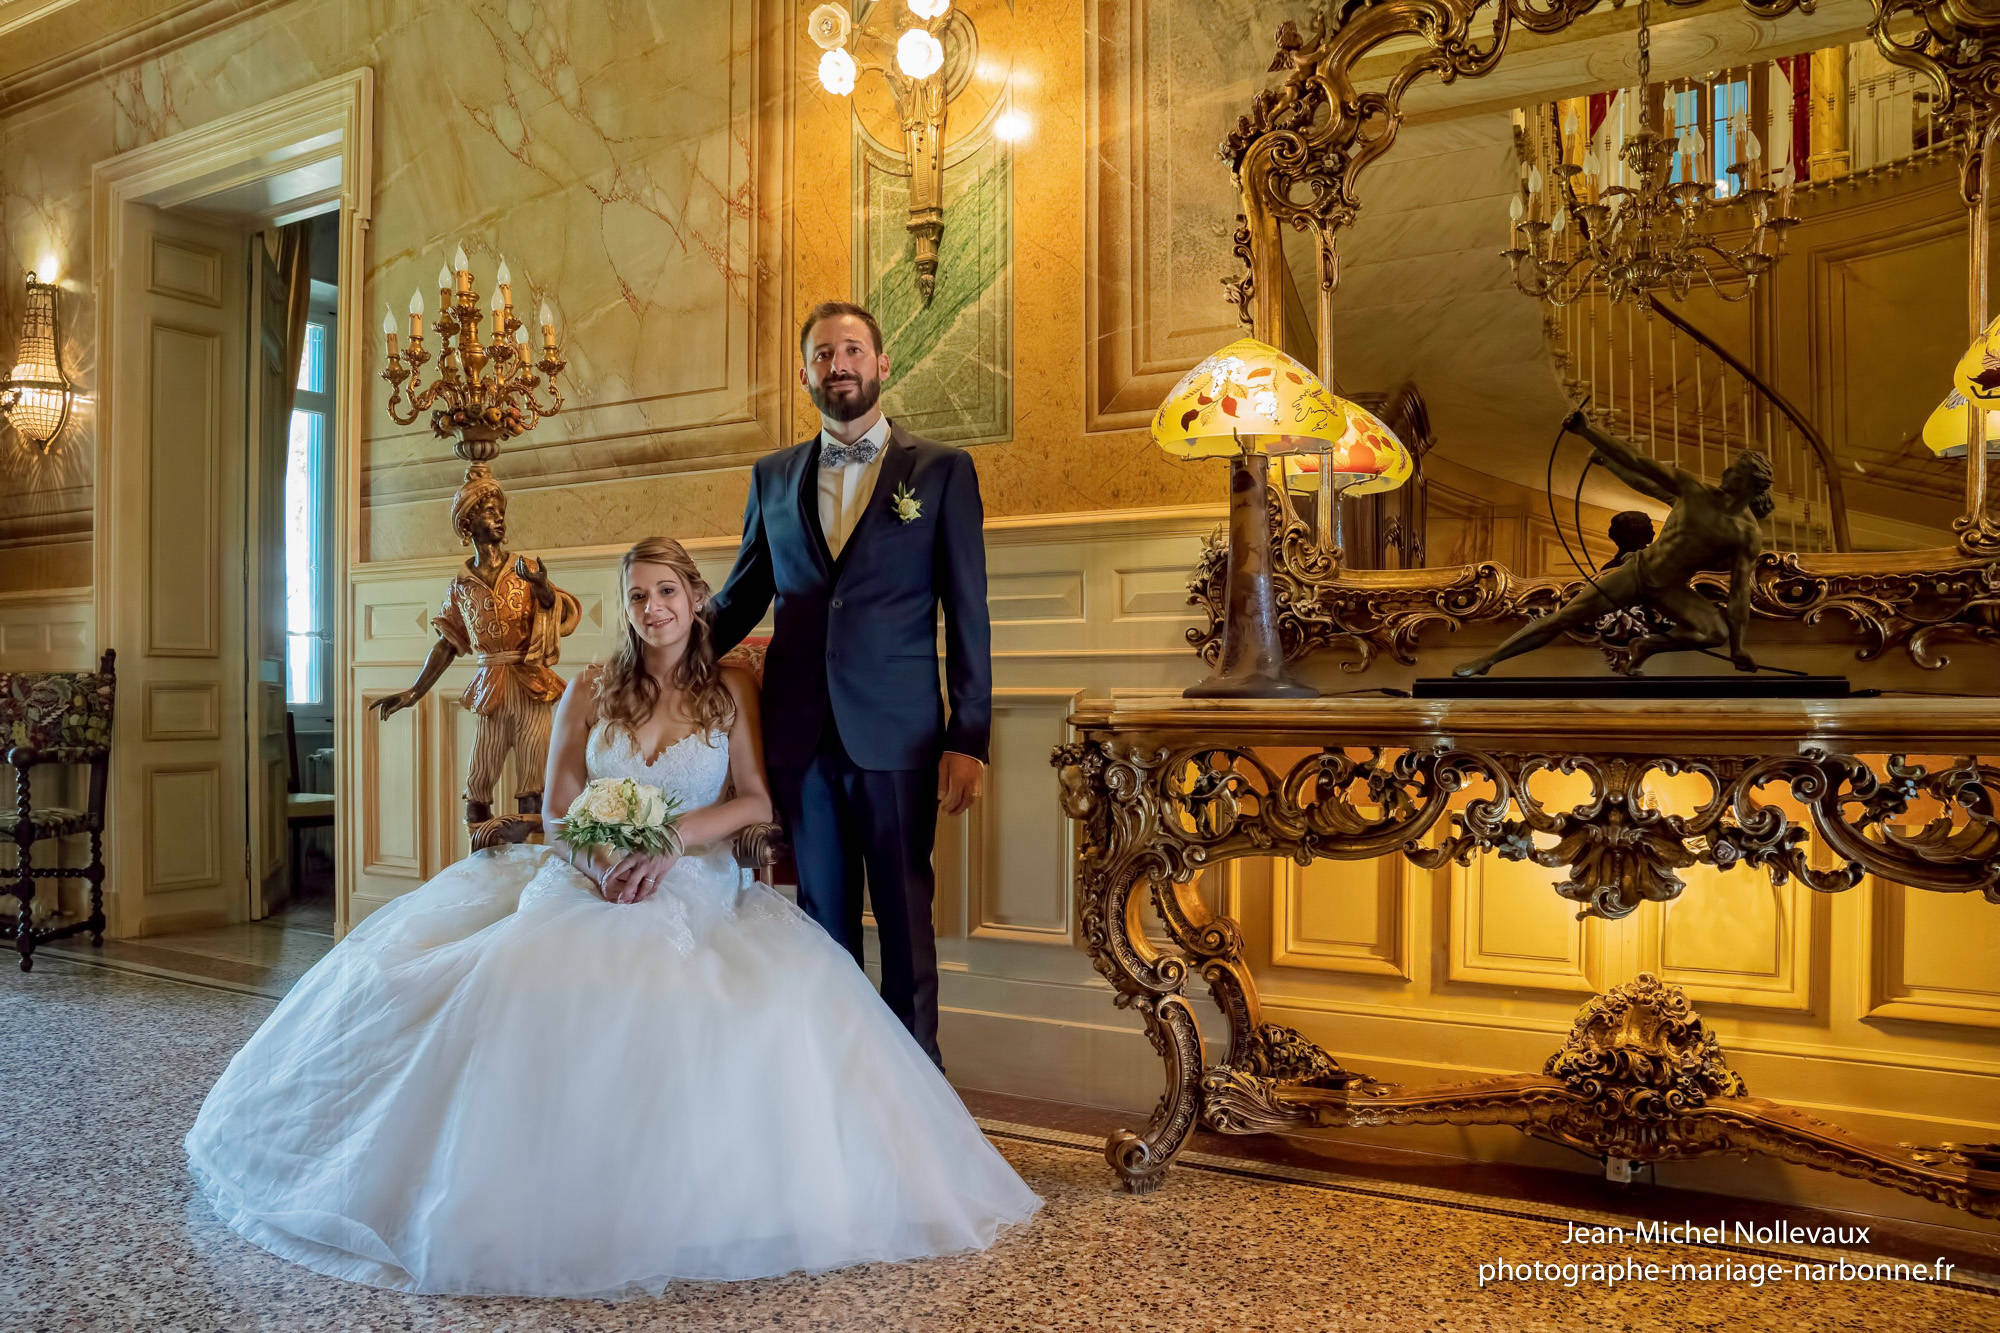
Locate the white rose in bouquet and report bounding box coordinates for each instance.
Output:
[558,775,683,860]
[583,780,630,823]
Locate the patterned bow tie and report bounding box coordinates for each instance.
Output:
[820,435,883,470]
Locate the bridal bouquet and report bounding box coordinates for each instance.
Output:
[556,777,684,857]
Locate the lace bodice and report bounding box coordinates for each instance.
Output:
[585,723,732,814]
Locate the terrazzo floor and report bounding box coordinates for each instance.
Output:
[5,956,1998,1332]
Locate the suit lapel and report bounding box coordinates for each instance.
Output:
[838,428,917,570]
[789,437,833,579]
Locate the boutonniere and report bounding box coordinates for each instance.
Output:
[892,482,923,523]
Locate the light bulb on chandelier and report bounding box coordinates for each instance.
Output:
[895,27,944,79]
[818,47,858,95]
[806,2,850,50]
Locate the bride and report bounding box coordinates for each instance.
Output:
[185,537,1041,1297]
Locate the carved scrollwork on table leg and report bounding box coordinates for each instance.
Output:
[1204,973,2000,1218]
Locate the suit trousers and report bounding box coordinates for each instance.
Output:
[770,719,943,1068]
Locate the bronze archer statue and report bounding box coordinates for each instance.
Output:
[1453,407,1775,678]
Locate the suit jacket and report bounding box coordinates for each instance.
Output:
[708,422,991,772]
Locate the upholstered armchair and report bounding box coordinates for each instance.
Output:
[719,640,792,885]
[2,649,116,971]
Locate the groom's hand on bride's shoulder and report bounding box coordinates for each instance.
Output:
[938,752,985,817]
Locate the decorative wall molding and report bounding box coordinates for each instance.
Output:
[0,0,292,116]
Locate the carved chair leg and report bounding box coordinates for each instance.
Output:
[1107,992,1207,1193]
[85,830,105,946]
[12,876,34,971]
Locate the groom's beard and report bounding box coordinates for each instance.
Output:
[809,371,882,423]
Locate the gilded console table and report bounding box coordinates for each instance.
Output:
[1052,692,2000,1217]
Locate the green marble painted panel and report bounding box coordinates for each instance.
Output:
[853,118,1012,447]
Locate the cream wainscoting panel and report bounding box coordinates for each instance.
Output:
[1863,876,2000,1029]
[1446,853,1604,995]
[1642,868,1820,1014]
[1270,857,1411,980]
[0,587,93,670]
[965,688,1083,945]
[345,508,1999,1221]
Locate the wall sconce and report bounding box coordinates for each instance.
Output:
[809,0,955,304]
[0,271,74,452]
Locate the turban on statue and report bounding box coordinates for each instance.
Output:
[451,465,506,545]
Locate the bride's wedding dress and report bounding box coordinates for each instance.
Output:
[184,722,1040,1297]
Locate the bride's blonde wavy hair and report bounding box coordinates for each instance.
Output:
[595,537,737,747]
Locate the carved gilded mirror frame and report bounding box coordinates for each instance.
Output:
[1194,0,2000,674]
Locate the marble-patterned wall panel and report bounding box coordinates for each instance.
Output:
[0,0,794,567]
[1084,0,1290,429]
[856,101,1011,446]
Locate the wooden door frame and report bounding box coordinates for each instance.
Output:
[90,69,373,937]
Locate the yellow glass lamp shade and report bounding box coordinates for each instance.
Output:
[1277,401,1412,495]
[1921,388,2000,459]
[1335,402,1411,496]
[1151,337,1347,460]
[1952,313,2000,408]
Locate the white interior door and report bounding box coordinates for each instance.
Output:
[103,203,249,936]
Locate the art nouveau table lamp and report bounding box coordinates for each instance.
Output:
[1280,399,1412,552]
[1926,312,2000,459]
[1152,337,1400,698]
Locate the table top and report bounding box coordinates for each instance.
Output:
[1067,690,2000,751]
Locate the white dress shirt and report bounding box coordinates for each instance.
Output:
[816,415,893,561]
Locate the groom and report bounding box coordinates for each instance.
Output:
[708,301,990,1069]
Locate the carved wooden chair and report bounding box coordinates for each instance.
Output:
[2,649,116,971]
[719,639,793,887]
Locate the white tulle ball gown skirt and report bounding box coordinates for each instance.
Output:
[184,837,1041,1297]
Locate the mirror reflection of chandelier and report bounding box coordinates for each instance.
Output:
[1502,0,1799,308]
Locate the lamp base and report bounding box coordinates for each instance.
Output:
[1184,670,1319,700]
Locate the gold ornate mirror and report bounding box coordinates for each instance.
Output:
[1194,0,2000,684]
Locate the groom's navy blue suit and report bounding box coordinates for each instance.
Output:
[708,421,990,1066]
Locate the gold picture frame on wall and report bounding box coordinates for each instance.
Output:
[1195,0,2000,677]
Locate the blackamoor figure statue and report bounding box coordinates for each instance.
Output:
[1454,408,1775,678]
[372,463,582,846]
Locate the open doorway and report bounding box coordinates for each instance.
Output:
[85,73,370,985]
[255,209,341,943]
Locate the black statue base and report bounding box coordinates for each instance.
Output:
[1414,674,1852,700]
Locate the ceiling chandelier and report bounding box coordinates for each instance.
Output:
[1501,0,1799,308]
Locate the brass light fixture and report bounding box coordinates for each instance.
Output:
[1502,0,1798,308]
[0,271,74,452]
[808,0,955,304]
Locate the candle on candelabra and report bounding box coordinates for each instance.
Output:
[383,307,398,358]
[491,287,505,342]
[408,288,425,342]
[496,257,513,311]
[453,244,472,294]
[539,301,556,352]
[437,264,452,312]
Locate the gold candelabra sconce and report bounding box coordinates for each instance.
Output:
[809,0,960,304]
[0,270,75,453]
[381,245,567,464]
